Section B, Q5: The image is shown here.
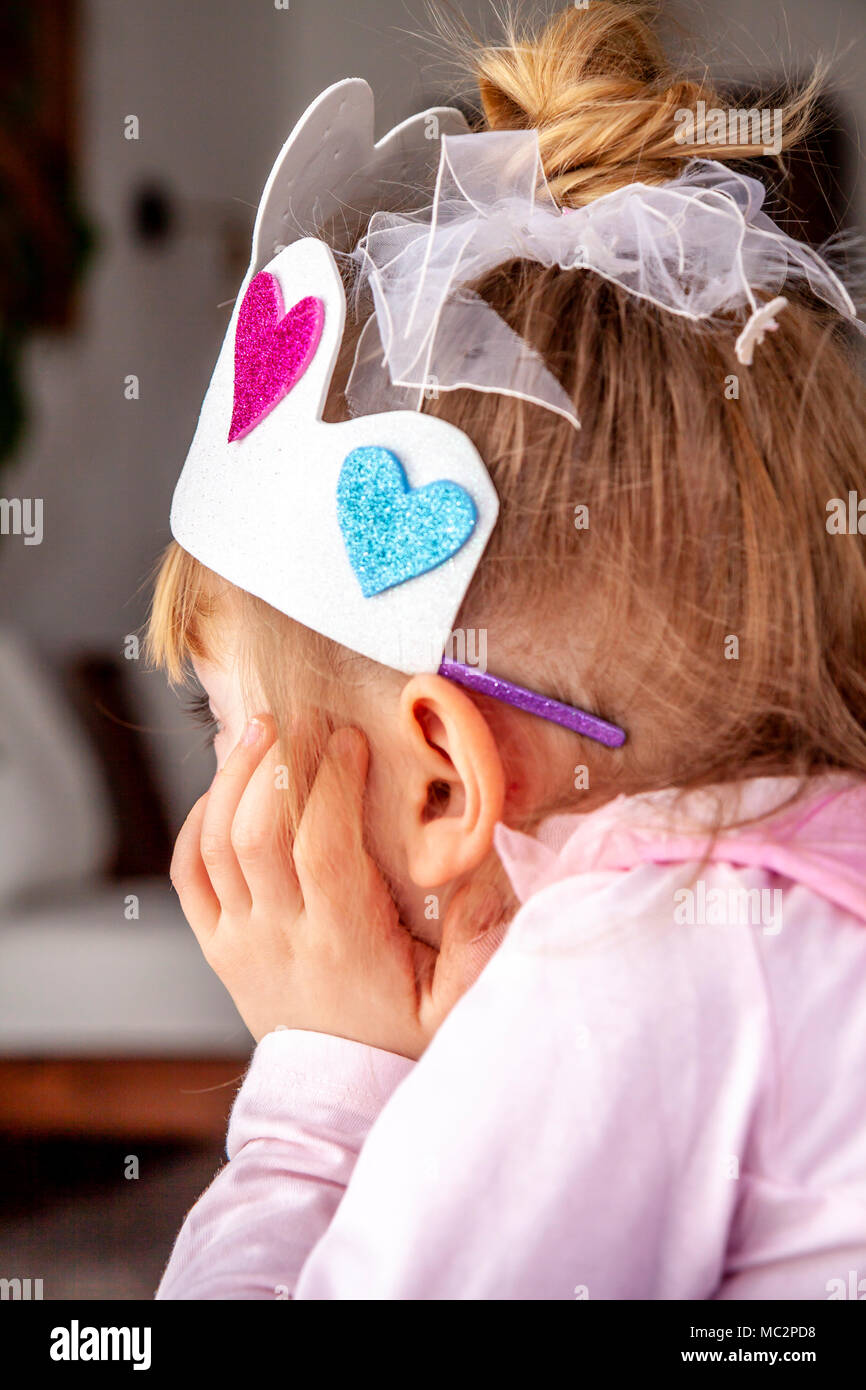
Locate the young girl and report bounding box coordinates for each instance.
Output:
[147,3,866,1299]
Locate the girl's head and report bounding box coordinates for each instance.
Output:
[146,1,866,941]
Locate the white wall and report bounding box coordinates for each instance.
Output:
[0,0,298,658]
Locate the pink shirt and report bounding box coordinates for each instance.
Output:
[156,775,866,1299]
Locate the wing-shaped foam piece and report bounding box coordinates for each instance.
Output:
[250,78,469,273]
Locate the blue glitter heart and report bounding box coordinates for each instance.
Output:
[337,446,477,598]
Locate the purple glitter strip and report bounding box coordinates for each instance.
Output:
[438,659,626,748]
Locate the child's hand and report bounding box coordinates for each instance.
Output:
[169,716,500,1060]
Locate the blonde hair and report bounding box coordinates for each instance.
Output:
[470,1,819,205]
[146,1,866,901]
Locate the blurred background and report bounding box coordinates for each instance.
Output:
[0,0,862,1299]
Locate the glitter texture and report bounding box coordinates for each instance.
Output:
[439,659,627,747]
[171,238,499,677]
[228,272,324,442]
[337,445,477,597]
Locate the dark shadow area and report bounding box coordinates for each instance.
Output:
[0,1135,224,1299]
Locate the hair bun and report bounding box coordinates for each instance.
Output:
[473,1,815,207]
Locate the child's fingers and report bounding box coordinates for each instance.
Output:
[170,792,221,946]
[293,727,373,927]
[231,743,301,918]
[199,715,277,915]
[430,884,506,1009]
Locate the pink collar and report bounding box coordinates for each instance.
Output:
[493,774,866,923]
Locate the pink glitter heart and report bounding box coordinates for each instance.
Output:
[228,272,324,442]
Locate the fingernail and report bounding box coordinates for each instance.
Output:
[334,728,367,773]
[243,717,264,747]
[329,727,355,757]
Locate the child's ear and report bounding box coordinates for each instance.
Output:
[397,673,505,887]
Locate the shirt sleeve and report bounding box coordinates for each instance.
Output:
[154,1028,415,1299]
